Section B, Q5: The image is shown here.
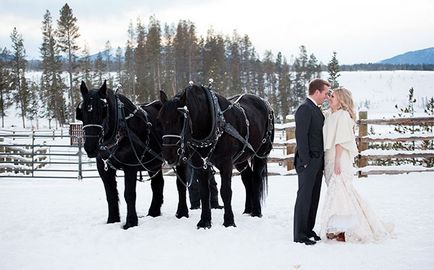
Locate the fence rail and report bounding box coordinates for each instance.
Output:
[0,130,98,179]
[2,112,434,179]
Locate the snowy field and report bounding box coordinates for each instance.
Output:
[1,172,434,270]
[1,70,434,269]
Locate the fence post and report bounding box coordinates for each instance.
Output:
[357,111,368,177]
[286,126,295,171]
[31,130,35,177]
[77,137,83,181]
[0,137,4,174]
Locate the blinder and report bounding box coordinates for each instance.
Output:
[76,101,83,121]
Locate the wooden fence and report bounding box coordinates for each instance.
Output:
[270,112,434,177]
[2,113,434,179]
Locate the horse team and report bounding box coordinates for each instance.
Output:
[76,80,274,230]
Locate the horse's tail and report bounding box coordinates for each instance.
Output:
[257,99,274,205]
[259,157,268,205]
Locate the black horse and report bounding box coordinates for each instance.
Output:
[76,81,182,229]
[159,84,274,228]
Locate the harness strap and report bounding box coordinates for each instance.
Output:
[99,94,164,171]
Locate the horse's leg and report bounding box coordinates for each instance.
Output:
[148,169,164,217]
[175,164,189,218]
[123,167,138,229]
[251,157,268,217]
[235,161,253,215]
[220,163,236,227]
[96,158,120,223]
[196,168,212,229]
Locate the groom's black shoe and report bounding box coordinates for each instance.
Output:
[307,231,321,241]
[295,236,316,245]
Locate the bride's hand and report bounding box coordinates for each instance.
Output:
[334,162,341,175]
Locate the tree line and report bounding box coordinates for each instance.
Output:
[0,3,341,128]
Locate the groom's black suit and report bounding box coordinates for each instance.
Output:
[293,98,324,243]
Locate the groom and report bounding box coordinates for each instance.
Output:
[293,78,330,245]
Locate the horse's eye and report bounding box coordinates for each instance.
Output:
[87,105,93,112]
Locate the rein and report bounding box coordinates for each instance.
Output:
[94,94,164,172]
[169,86,272,170]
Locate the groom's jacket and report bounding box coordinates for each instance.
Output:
[294,98,325,168]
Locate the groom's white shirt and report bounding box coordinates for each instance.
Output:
[307,96,318,107]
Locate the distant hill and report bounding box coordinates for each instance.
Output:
[380,47,434,65]
[0,51,13,62]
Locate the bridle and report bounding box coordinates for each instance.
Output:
[162,106,190,166]
[81,93,163,172]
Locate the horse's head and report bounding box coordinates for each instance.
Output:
[158,89,188,166]
[76,81,109,158]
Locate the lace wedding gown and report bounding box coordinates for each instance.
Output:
[320,110,392,243]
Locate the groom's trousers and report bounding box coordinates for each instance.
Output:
[293,154,324,241]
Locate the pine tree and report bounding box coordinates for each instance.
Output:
[40,10,66,125]
[227,31,242,96]
[135,19,148,102]
[27,81,40,127]
[123,21,136,100]
[145,16,162,101]
[307,54,321,79]
[240,35,254,93]
[173,20,199,90]
[202,29,225,93]
[161,23,176,95]
[327,51,341,88]
[104,40,113,88]
[94,52,106,86]
[115,46,123,85]
[10,27,31,128]
[79,44,93,88]
[0,48,12,128]
[104,40,112,72]
[57,3,80,122]
[292,45,314,109]
[263,51,277,114]
[253,56,265,97]
[277,52,292,121]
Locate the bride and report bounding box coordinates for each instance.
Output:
[320,87,392,243]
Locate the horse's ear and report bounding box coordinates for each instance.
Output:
[99,80,107,96]
[160,90,168,104]
[80,81,88,96]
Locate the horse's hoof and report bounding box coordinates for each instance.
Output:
[107,216,120,223]
[176,211,189,219]
[197,220,212,229]
[243,206,252,214]
[122,221,138,230]
[243,210,252,215]
[223,221,237,228]
[250,211,263,218]
[147,209,161,217]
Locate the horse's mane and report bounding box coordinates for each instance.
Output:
[185,85,207,110]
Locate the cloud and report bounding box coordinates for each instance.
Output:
[1,0,433,63]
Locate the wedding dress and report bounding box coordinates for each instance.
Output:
[320,109,392,243]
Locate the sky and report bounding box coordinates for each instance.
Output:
[0,0,434,64]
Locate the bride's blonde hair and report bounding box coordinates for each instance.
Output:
[333,87,356,120]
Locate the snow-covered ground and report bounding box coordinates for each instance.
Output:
[1,172,433,270]
[1,70,433,269]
